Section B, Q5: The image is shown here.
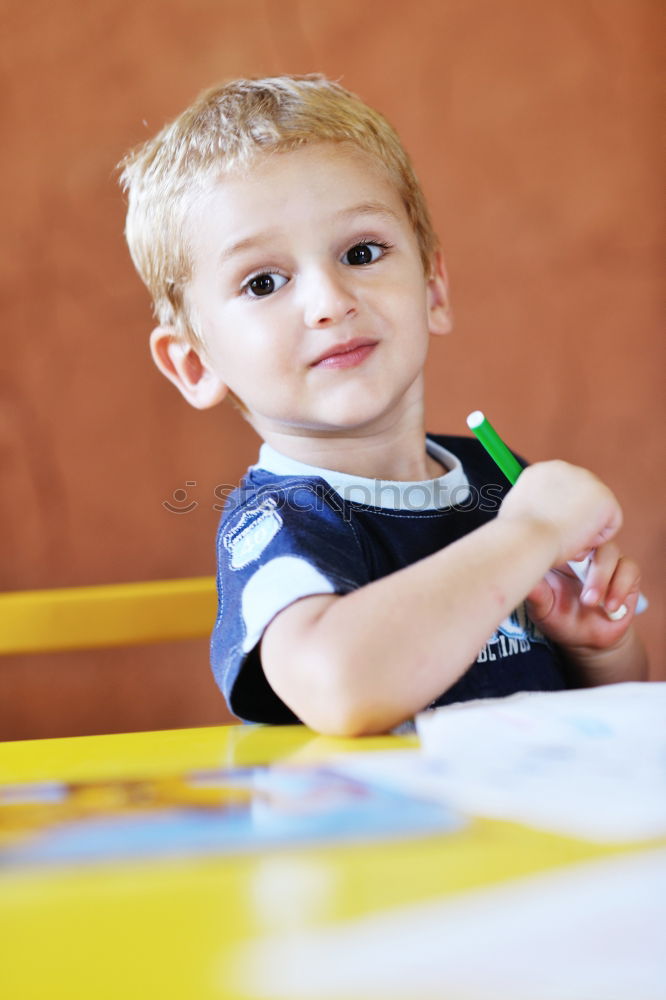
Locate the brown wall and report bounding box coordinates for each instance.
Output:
[1,0,663,739]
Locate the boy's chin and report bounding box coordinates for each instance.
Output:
[250,386,424,439]
[262,413,405,440]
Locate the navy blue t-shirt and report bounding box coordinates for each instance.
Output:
[210,435,569,723]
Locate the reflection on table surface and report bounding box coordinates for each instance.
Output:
[1,723,664,1000]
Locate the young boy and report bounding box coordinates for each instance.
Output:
[120,75,646,735]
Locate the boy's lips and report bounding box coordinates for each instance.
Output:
[310,337,378,370]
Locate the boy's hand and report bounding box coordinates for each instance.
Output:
[524,541,641,650]
[498,461,623,566]
[498,461,648,683]
[524,543,648,684]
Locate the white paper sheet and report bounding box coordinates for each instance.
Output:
[337,683,666,842]
[230,847,666,1000]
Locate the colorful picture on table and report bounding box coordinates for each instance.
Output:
[0,764,462,868]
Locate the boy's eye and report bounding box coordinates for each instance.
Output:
[244,272,288,297]
[344,242,386,266]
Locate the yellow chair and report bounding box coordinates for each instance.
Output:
[0,577,218,655]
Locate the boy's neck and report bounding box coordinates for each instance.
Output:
[257,416,446,483]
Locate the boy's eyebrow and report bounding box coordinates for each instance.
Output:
[334,201,403,224]
[217,202,402,266]
[217,231,281,266]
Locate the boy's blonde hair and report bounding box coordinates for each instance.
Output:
[119,74,438,344]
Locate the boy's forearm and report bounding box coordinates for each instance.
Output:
[263,515,561,735]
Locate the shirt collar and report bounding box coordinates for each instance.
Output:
[253,438,470,511]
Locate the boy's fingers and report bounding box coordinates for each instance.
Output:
[579,542,621,607]
[603,557,641,615]
[578,546,641,625]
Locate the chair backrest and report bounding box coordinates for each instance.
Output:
[0,577,217,654]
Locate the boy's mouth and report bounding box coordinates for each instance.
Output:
[310,338,378,370]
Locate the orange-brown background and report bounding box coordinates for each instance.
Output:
[1,0,663,739]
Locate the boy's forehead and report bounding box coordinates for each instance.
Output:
[193,142,407,233]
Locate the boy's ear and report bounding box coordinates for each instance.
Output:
[426,251,453,337]
[149,327,228,410]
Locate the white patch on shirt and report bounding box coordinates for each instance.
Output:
[497,604,534,641]
[241,556,335,652]
[476,603,548,663]
[224,498,283,570]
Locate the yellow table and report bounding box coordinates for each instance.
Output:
[0,725,660,1000]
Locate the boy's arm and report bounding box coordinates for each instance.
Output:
[261,460,631,736]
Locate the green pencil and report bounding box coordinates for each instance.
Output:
[466,410,524,485]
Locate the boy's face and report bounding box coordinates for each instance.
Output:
[153,142,450,443]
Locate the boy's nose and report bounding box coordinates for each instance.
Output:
[301,267,357,329]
